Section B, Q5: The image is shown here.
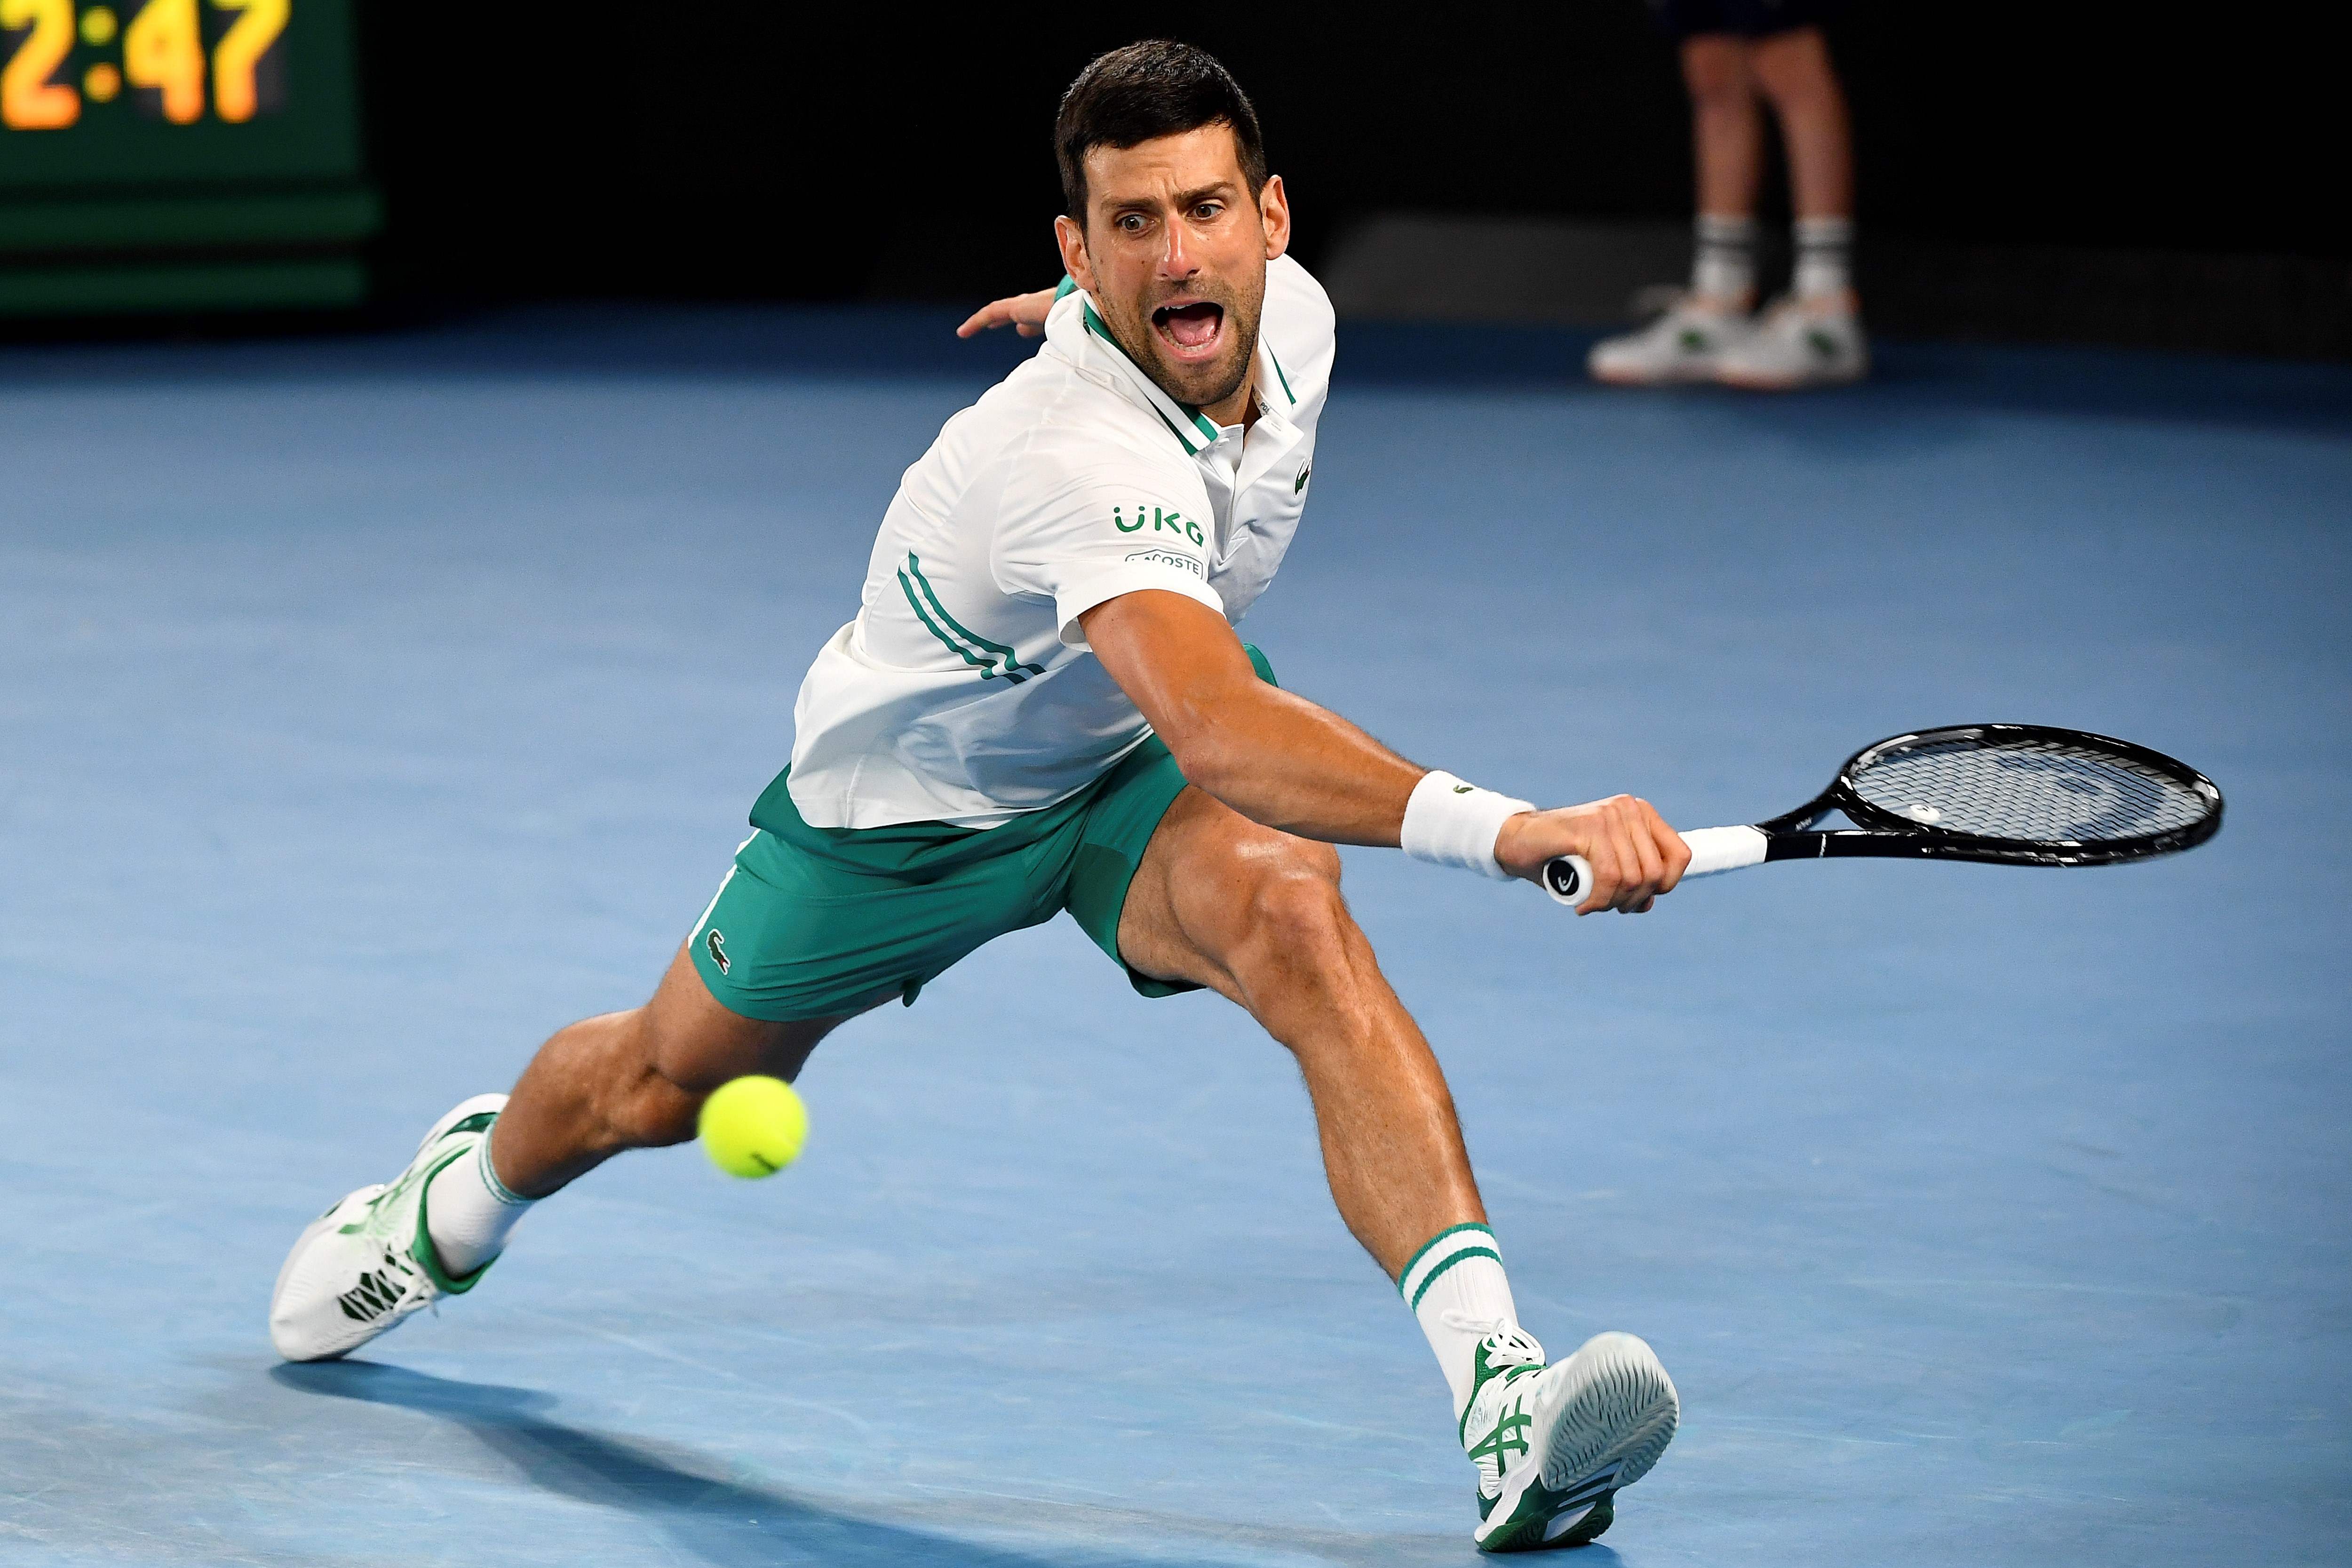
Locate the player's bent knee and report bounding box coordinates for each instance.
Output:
[1238,856,1354,966]
[584,1007,715,1152]
[613,1071,703,1151]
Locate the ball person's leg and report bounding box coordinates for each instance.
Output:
[1681,34,1765,222]
[1748,25,1853,219]
[1115,787,1484,1278]
[487,941,873,1198]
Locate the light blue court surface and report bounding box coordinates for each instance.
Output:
[3,310,2348,1568]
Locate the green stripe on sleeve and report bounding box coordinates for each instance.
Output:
[898,570,1011,681]
[906,554,1042,677]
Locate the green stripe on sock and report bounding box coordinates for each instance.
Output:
[477,1130,530,1209]
[1408,1246,1503,1312]
[1398,1222,1495,1297]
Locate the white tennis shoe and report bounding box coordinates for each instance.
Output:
[1714,295,1869,390]
[1460,1324,1680,1552]
[268,1094,507,1362]
[1588,299,1750,386]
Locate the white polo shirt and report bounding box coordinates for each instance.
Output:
[787,255,1335,828]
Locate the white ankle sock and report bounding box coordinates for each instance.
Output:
[1794,215,1855,301]
[1691,213,1757,305]
[424,1123,534,1275]
[1399,1223,1524,1420]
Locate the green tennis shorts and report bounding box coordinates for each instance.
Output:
[688,646,1276,1022]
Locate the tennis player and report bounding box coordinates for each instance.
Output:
[268,40,1690,1553]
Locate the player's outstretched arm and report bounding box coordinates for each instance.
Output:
[1081,590,1690,913]
[956,286,1059,339]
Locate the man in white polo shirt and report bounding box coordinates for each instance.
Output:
[267,40,1692,1554]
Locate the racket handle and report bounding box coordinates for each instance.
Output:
[1541,826,1770,907]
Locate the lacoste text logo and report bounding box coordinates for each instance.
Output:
[1124,548,1204,578]
[706,930,731,975]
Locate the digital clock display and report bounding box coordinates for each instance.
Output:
[3,0,287,130]
[0,0,372,316]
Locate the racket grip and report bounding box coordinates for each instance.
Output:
[1541,827,1769,907]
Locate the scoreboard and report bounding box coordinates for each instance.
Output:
[0,0,373,317]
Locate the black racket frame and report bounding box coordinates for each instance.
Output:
[1755,723,2223,868]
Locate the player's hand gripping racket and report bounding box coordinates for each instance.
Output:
[1542,724,2223,907]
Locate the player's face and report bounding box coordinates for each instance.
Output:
[1056,127,1291,418]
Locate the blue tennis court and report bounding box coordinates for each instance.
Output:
[3,312,2346,1566]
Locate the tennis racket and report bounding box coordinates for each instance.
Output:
[1542,724,2223,907]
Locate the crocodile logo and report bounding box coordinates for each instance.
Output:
[705,929,731,975]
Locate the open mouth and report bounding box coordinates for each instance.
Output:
[1151,300,1225,360]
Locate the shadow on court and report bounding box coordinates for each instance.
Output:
[270,1361,1486,1568]
[271,1361,1114,1568]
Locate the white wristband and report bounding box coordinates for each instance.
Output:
[1400,771,1535,881]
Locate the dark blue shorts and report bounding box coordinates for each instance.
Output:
[1648,0,1841,40]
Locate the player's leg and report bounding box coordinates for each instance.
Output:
[1589,32,1761,384]
[272,771,1083,1363]
[1717,23,1869,387]
[1112,787,1677,1551]
[268,813,942,1362]
[1116,785,1482,1276]
[485,939,857,1201]
[269,941,868,1363]
[413,942,870,1277]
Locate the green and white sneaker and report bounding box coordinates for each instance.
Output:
[1587,298,1750,386]
[1462,1325,1680,1552]
[268,1094,506,1362]
[1713,295,1868,390]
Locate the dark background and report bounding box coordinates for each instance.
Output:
[350,3,2345,351]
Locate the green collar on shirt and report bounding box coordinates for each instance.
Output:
[1081,302,1224,455]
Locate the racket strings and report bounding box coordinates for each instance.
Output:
[1850,738,2211,843]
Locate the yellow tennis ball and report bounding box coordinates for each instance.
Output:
[698,1075,808,1178]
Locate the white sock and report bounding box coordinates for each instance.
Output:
[1691,213,1757,305]
[1794,215,1855,302]
[1399,1222,1523,1422]
[424,1123,534,1275]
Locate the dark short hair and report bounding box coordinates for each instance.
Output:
[1054,41,1269,223]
